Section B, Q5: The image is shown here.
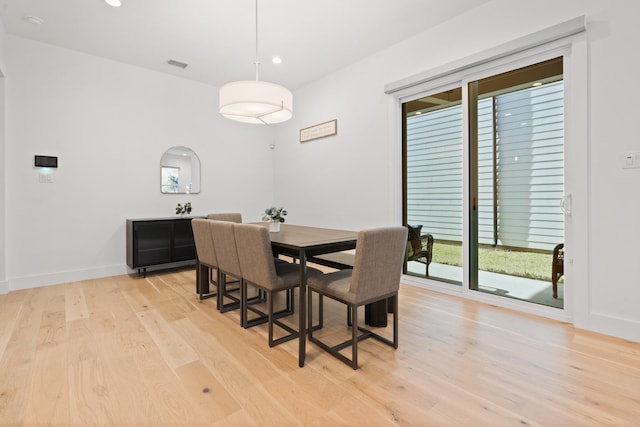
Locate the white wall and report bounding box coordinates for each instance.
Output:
[5,36,274,290]
[273,68,397,230]
[273,0,640,342]
[0,17,6,295]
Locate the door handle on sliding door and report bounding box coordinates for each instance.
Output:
[560,194,572,216]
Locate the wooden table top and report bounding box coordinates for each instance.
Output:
[264,223,358,255]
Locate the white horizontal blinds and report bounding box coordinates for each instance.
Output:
[494,81,565,250]
[477,98,496,245]
[406,105,463,241]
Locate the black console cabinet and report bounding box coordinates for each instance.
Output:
[126,217,202,276]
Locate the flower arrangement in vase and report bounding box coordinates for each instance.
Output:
[262,206,287,232]
[176,202,192,216]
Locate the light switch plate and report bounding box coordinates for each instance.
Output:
[622,151,640,169]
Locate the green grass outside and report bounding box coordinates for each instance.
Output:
[431,241,553,282]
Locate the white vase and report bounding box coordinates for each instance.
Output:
[268,221,281,232]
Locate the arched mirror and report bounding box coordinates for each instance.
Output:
[160,146,201,194]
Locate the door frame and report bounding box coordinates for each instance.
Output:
[389,23,588,323]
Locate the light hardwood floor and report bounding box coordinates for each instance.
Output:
[0,266,639,426]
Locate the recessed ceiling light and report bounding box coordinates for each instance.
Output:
[105,0,122,7]
[271,56,283,65]
[532,82,542,87]
[23,15,44,25]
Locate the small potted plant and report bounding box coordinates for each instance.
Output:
[176,202,192,216]
[262,206,287,232]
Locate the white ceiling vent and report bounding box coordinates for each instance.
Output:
[167,59,188,69]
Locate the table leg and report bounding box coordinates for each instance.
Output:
[217,270,225,311]
[197,260,210,298]
[298,249,307,367]
[365,299,388,327]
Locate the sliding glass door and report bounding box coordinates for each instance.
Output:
[403,57,565,308]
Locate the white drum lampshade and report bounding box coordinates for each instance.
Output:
[219,80,293,125]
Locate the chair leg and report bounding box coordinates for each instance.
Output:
[217,272,241,313]
[197,263,217,301]
[217,270,224,311]
[240,279,247,328]
[307,287,314,338]
[268,291,274,346]
[268,289,299,347]
[351,304,358,370]
[307,290,324,332]
[287,288,295,313]
[393,293,399,349]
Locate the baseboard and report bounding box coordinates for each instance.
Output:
[8,264,129,292]
[0,279,7,295]
[578,312,640,343]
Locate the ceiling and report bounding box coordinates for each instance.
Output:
[0,0,491,90]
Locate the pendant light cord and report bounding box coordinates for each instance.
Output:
[254,0,260,81]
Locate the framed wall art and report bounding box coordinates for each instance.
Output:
[300,119,337,143]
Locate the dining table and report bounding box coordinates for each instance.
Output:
[267,223,358,367]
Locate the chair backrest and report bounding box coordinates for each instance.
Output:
[210,220,242,279]
[207,213,242,223]
[191,219,217,267]
[351,227,408,302]
[233,223,278,287]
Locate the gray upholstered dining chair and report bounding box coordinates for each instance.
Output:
[233,223,323,347]
[209,220,244,313]
[307,226,408,369]
[207,212,242,223]
[191,218,218,301]
[206,213,243,309]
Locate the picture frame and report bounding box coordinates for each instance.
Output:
[300,119,337,143]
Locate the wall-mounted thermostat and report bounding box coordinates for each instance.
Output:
[34,155,58,168]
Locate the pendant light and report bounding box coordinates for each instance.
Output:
[219,0,293,125]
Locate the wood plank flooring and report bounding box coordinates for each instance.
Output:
[0,266,639,426]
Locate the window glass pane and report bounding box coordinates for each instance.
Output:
[470,57,565,308]
[494,81,565,250]
[404,89,463,284]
